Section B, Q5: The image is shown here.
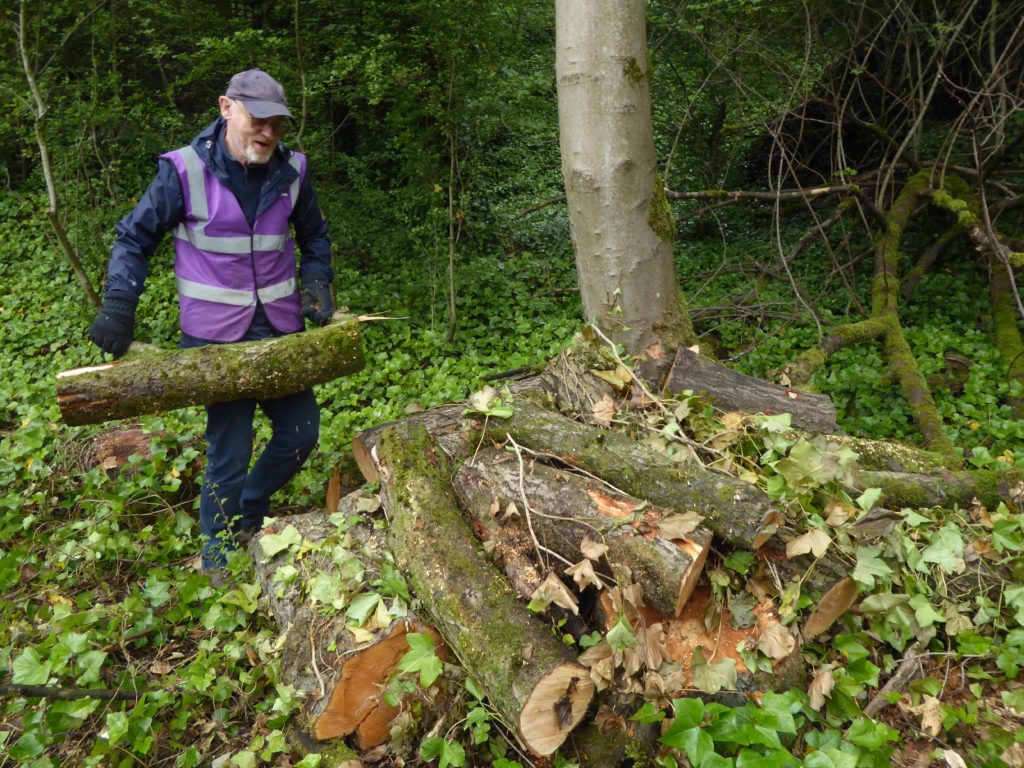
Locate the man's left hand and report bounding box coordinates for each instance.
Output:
[301,278,334,327]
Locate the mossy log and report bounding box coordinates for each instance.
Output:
[483,398,783,550]
[856,468,1024,511]
[453,448,710,617]
[249,503,444,750]
[374,425,595,757]
[352,403,477,484]
[57,312,364,425]
[666,347,838,434]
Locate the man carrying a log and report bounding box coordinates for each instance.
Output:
[87,69,336,575]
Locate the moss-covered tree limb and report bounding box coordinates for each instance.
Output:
[375,425,594,757]
[785,318,889,385]
[786,170,960,465]
[483,398,784,550]
[57,312,364,425]
[856,468,1024,511]
[991,262,1024,417]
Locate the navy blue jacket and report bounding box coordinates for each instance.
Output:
[104,118,333,299]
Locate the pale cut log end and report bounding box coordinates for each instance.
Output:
[673,531,711,616]
[352,436,379,483]
[56,363,116,379]
[517,662,594,757]
[313,621,444,743]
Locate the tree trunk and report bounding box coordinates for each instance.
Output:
[249,503,444,750]
[453,448,710,617]
[666,347,838,433]
[555,0,692,358]
[374,425,595,757]
[57,313,364,425]
[483,398,783,550]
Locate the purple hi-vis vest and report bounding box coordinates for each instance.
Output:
[162,145,306,342]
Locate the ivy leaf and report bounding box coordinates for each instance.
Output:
[851,546,892,588]
[259,524,303,558]
[855,487,883,512]
[12,647,51,685]
[630,701,667,723]
[346,592,381,626]
[606,614,637,651]
[309,572,347,610]
[398,632,443,688]
[691,647,737,694]
[908,594,944,627]
[420,736,466,768]
[921,524,965,574]
[786,529,831,559]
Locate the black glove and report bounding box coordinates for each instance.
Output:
[88,291,137,357]
[301,277,334,327]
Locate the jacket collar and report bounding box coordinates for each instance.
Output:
[191,118,297,190]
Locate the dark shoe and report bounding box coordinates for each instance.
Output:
[205,568,237,590]
[237,527,260,547]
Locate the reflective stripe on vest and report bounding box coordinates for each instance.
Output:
[172,145,302,253]
[177,276,298,306]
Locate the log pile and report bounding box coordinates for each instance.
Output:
[244,344,1023,764]
[249,359,859,764]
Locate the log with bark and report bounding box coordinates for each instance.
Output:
[57,312,364,425]
[453,447,711,617]
[372,424,596,757]
[483,397,784,550]
[665,346,838,434]
[250,500,444,750]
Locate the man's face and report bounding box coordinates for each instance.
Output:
[219,97,287,165]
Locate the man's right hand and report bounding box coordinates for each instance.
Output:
[88,292,137,357]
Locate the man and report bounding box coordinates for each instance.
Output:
[88,69,335,575]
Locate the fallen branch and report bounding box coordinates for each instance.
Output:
[57,312,364,425]
[0,683,141,701]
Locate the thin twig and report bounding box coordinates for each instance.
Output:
[506,436,574,571]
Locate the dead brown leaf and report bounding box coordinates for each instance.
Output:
[658,511,704,540]
[757,622,797,660]
[530,572,579,614]
[808,668,835,710]
[802,577,858,639]
[786,529,831,559]
[564,558,606,590]
[581,537,608,561]
[591,395,617,426]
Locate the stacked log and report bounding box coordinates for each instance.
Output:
[249,500,444,750]
[372,424,596,757]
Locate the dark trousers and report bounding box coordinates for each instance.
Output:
[199,388,318,568]
[182,306,319,568]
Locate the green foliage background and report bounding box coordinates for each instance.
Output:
[1,0,1023,766]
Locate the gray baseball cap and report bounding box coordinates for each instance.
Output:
[225,69,293,119]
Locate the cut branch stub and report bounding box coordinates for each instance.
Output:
[484,397,782,550]
[57,312,364,425]
[374,424,594,756]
